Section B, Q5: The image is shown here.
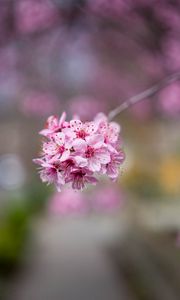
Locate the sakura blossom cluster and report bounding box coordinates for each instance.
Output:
[33,112,125,191]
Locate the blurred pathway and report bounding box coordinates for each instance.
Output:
[7,215,131,300]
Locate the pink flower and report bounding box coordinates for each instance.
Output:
[92,185,124,212]
[87,0,130,19]
[39,113,67,137]
[20,91,59,117]
[69,119,98,138]
[66,168,98,190]
[85,135,110,172]
[106,151,125,180]
[158,83,180,117]
[15,0,58,34]
[95,113,121,145]
[49,189,88,216]
[34,111,124,191]
[40,165,64,192]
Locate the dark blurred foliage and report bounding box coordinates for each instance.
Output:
[0,182,52,278]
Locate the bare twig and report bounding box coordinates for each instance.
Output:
[108,71,180,121]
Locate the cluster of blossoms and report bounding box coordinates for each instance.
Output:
[34,112,125,191]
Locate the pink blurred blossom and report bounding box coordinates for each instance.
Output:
[92,185,124,212]
[0,45,18,72]
[0,45,22,98]
[158,83,180,117]
[87,0,130,19]
[155,5,180,30]
[49,189,88,216]
[20,91,60,117]
[163,37,180,71]
[15,0,58,34]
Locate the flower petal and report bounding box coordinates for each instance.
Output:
[109,122,121,133]
[88,157,101,172]
[70,120,83,131]
[60,149,70,162]
[84,122,98,134]
[74,156,88,167]
[54,132,65,145]
[47,115,59,129]
[39,129,51,136]
[72,139,87,152]
[85,176,98,185]
[33,158,44,165]
[95,149,111,164]
[59,112,66,126]
[86,134,104,149]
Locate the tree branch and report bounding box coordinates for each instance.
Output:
[108,71,180,121]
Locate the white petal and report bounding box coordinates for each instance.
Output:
[74,156,88,167]
[70,120,83,131]
[57,171,65,185]
[60,150,70,162]
[107,144,118,153]
[94,113,107,123]
[109,122,121,133]
[86,134,104,149]
[95,149,111,164]
[88,158,101,172]
[62,128,76,140]
[59,112,66,126]
[84,122,98,134]
[72,139,87,151]
[33,158,44,165]
[54,132,65,145]
[39,129,51,136]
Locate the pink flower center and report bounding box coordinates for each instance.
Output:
[58,145,65,154]
[76,130,87,139]
[85,146,95,158]
[75,170,86,177]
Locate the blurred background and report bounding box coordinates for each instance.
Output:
[0,0,180,299]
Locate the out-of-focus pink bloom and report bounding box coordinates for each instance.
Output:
[87,0,130,19]
[155,5,180,30]
[20,91,59,117]
[15,0,58,34]
[0,45,22,98]
[0,45,18,72]
[158,83,180,117]
[92,185,124,212]
[49,189,88,216]
[163,37,180,71]
[69,95,107,121]
[34,112,125,191]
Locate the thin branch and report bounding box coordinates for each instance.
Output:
[108,71,180,121]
